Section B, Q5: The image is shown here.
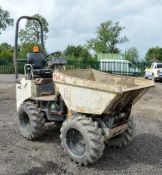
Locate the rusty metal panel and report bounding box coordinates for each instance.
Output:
[107,123,128,139]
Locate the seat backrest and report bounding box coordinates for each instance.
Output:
[27,52,46,69]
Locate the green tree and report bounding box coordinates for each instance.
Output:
[19,14,49,44]
[65,45,82,58]
[86,20,128,54]
[0,6,13,34]
[65,45,94,62]
[0,43,13,64]
[125,47,139,62]
[145,47,162,62]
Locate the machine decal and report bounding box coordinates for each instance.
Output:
[53,73,65,82]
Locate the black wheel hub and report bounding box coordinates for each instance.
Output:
[66,128,86,157]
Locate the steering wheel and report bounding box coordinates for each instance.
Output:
[46,51,62,60]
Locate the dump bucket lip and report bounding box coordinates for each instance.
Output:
[121,83,154,92]
[53,71,121,93]
[53,69,155,94]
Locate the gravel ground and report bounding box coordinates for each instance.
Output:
[0,75,162,175]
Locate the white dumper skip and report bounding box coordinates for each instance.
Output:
[53,69,154,115]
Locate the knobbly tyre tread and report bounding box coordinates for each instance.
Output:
[60,115,105,165]
[18,101,45,140]
[107,117,135,148]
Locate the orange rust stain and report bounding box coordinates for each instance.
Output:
[110,123,128,134]
[77,107,86,113]
[67,111,72,118]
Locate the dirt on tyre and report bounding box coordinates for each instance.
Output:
[60,115,105,165]
[108,117,135,148]
[18,101,45,140]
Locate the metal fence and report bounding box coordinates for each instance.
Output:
[0,64,14,74]
[0,59,150,77]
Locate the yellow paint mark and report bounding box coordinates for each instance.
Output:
[67,111,72,118]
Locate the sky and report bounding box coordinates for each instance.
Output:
[1,0,162,58]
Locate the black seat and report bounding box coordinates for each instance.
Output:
[27,53,52,78]
[32,69,52,78]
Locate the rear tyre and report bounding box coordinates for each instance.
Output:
[108,117,135,148]
[60,115,105,165]
[18,101,45,140]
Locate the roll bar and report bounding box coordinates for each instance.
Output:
[13,16,44,81]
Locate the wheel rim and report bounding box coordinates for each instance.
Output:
[66,128,86,157]
[20,111,31,131]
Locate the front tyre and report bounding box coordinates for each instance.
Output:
[60,115,105,165]
[18,101,45,140]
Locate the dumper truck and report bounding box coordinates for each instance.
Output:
[14,16,155,165]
